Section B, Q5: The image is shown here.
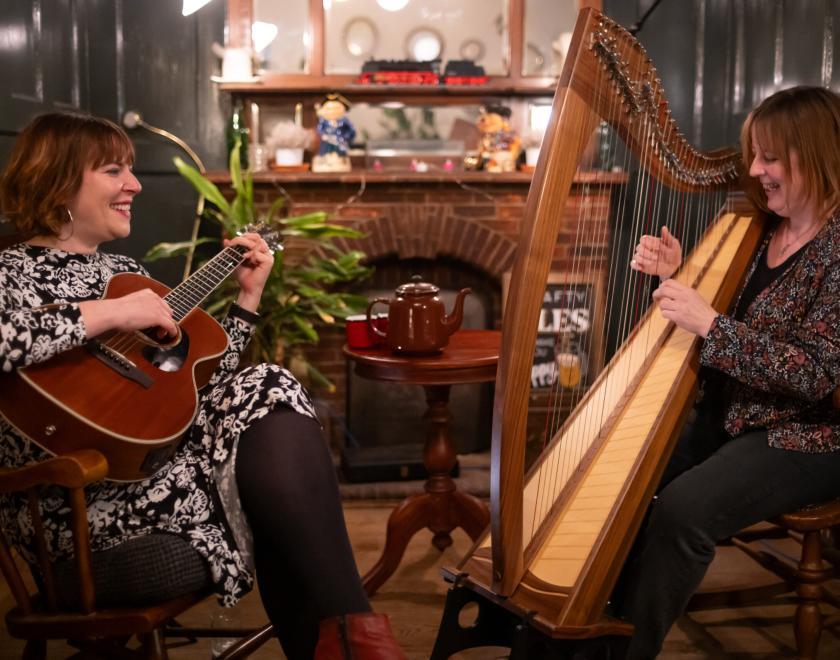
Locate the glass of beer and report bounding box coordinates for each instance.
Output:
[555,352,581,388]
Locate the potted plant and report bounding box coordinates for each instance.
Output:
[146,141,371,390]
[267,120,313,166]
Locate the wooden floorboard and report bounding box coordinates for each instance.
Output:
[1,500,839,658]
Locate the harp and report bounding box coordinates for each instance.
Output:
[432,8,764,657]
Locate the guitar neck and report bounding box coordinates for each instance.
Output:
[165,244,247,322]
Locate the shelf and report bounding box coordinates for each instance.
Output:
[206,170,628,185]
[217,76,559,100]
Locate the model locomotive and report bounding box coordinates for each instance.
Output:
[356,59,488,86]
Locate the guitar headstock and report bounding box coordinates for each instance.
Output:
[239,223,284,253]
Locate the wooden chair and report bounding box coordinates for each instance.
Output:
[0,448,277,659]
[689,500,840,659]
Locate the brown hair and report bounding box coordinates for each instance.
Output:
[740,86,840,219]
[0,113,135,238]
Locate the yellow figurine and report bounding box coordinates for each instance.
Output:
[476,104,521,172]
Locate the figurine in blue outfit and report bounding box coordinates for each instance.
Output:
[313,93,355,172]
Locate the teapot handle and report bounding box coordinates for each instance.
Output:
[366,298,389,338]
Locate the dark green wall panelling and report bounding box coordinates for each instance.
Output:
[604,0,840,150]
[0,0,226,285]
[0,0,88,124]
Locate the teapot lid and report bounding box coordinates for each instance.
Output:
[396,274,438,296]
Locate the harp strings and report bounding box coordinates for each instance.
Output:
[527,28,733,544]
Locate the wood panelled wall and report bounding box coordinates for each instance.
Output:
[607,0,840,150]
[0,0,227,285]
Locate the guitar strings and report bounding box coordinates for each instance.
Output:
[103,244,249,357]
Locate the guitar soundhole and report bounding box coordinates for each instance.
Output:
[141,330,190,372]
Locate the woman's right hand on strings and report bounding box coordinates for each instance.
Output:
[79,289,178,340]
[630,226,682,279]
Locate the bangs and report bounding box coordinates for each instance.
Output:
[83,127,135,168]
[749,115,792,169]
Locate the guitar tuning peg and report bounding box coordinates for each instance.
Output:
[265,232,284,253]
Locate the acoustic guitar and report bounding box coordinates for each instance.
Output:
[0,237,274,482]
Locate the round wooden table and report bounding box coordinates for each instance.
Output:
[343,329,500,596]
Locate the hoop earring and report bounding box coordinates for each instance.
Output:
[58,207,75,241]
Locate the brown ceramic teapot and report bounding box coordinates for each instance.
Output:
[366,276,471,354]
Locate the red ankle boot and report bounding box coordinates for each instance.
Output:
[314,612,407,659]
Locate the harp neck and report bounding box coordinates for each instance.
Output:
[565,8,740,192]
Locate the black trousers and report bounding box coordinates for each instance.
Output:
[615,407,840,659]
[236,407,370,659]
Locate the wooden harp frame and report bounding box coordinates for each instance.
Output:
[435,7,765,649]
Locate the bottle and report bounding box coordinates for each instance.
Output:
[226,98,250,169]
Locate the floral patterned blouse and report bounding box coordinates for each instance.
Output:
[0,243,316,605]
[700,211,840,452]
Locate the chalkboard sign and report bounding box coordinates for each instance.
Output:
[504,272,606,390]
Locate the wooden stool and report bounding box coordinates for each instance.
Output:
[689,500,840,659]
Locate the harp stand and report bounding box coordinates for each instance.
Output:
[432,573,631,659]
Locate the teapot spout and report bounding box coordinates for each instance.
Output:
[442,288,472,336]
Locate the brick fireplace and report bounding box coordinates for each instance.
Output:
[221,170,623,449]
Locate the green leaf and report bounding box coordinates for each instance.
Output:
[306,363,336,393]
[264,196,287,225]
[173,157,230,215]
[312,303,335,325]
[282,212,329,227]
[144,237,218,261]
[291,315,319,342]
[294,283,327,299]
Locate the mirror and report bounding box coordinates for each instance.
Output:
[523,0,577,76]
[524,42,546,74]
[323,0,508,75]
[405,27,444,61]
[253,0,310,73]
[343,17,379,59]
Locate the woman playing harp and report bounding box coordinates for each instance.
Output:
[618,85,840,659]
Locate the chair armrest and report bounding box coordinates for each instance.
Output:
[0,450,109,492]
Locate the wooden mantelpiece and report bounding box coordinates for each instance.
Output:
[207,170,628,186]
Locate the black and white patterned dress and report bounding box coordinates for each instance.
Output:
[0,243,316,605]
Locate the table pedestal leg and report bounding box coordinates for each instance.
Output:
[362,384,490,596]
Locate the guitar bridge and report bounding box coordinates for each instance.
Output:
[86,341,154,389]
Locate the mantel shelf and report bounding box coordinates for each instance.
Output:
[217,77,559,99]
[206,170,628,185]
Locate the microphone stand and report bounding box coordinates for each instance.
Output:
[122,111,207,279]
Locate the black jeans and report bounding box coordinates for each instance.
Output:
[615,407,840,659]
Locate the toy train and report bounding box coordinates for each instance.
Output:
[356,60,488,86]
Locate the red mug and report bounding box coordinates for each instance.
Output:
[346,314,388,348]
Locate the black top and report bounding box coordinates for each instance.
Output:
[733,241,807,321]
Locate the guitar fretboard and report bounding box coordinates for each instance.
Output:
[164,244,248,321]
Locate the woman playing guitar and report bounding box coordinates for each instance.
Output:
[0,112,404,659]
